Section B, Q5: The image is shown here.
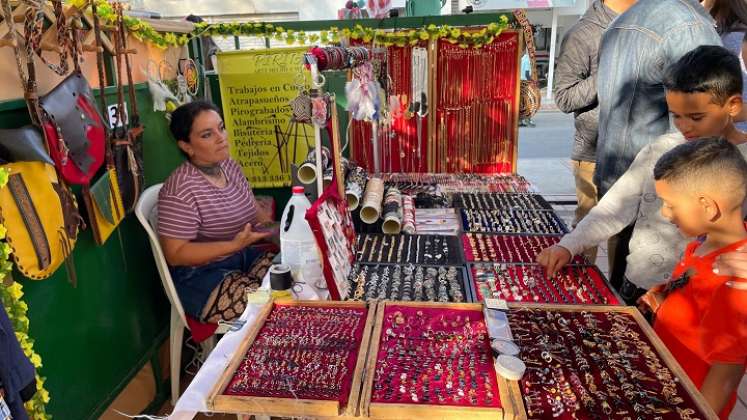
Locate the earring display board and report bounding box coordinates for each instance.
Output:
[351,44,431,173]
[356,234,464,265]
[504,304,718,420]
[463,233,589,264]
[346,263,471,303]
[454,193,554,211]
[208,300,376,417]
[433,32,520,173]
[306,182,358,300]
[470,263,620,305]
[359,301,523,420]
[461,208,568,235]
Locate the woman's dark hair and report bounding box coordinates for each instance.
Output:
[710,0,747,34]
[663,45,742,105]
[169,100,221,142]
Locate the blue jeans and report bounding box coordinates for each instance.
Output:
[170,247,265,320]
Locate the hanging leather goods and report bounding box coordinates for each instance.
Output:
[0,0,82,282]
[110,2,144,214]
[79,0,125,246]
[0,125,82,281]
[514,9,542,119]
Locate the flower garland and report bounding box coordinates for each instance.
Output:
[68,0,509,50]
[0,168,52,420]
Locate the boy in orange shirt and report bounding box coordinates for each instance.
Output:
[643,138,747,418]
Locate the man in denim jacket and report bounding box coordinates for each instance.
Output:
[595,0,721,197]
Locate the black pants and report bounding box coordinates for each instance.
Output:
[608,224,635,292]
[619,277,647,306]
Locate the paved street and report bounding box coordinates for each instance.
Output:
[517,110,576,197]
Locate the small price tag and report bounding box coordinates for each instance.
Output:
[485,298,509,311]
[107,103,128,128]
[0,393,12,420]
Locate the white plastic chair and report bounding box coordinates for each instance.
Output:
[135,184,219,405]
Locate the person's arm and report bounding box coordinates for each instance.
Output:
[160,223,271,266]
[552,27,598,114]
[700,362,745,413]
[537,144,654,274]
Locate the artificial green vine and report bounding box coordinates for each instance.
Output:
[0,168,52,420]
[69,0,509,50]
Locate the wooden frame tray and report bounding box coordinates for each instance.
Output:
[505,303,718,420]
[360,301,524,420]
[208,300,377,418]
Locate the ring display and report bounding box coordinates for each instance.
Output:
[347,263,468,303]
[463,233,589,264]
[506,305,717,420]
[470,263,620,305]
[461,208,568,235]
[454,193,553,211]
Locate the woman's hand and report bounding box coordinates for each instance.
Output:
[232,223,272,250]
[713,247,747,278]
[536,245,572,276]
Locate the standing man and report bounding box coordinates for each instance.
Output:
[553,0,637,262]
[593,0,721,292]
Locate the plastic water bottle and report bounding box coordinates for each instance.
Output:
[280,186,322,279]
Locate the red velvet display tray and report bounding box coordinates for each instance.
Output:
[463,233,590,264]
[360,302,516,419]
[505,304,717,420]
[372,304,500,408]
[470,263,620,305]
[209,301,375,417]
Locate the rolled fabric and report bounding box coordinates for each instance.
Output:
[401,194,416,234]
[345,163,368,210]
[382,186,403,234]
[360,177,384,224]
[298,146,330,185]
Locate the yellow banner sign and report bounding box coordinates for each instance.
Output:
[217,48,312,188]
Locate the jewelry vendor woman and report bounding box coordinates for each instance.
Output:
[158,101,276,323]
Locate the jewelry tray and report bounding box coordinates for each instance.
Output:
[462,233,590,264]
[345,263,475,304]
[359,301,524,420]
[453,193,554,211]
[469,263,622,306]
[460,208,569,235]
[208,300,376,418]
[504,303,718,420]
[307,181,358,300]
[356,233,466,265]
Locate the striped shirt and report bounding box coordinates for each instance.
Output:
[157,158,258,242]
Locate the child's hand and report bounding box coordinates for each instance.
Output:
[713,246,747,278]
[637,289,664,316]
[536,245,572,276]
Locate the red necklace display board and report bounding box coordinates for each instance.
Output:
[463,233,589,264]
[434,33,520,174]
[470,263,620,305]
[208,301,375,417]
[360,301,523,420]
[350,30,520,174]
[505,304,717,420]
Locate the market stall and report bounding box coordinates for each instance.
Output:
[0,2,724,419]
